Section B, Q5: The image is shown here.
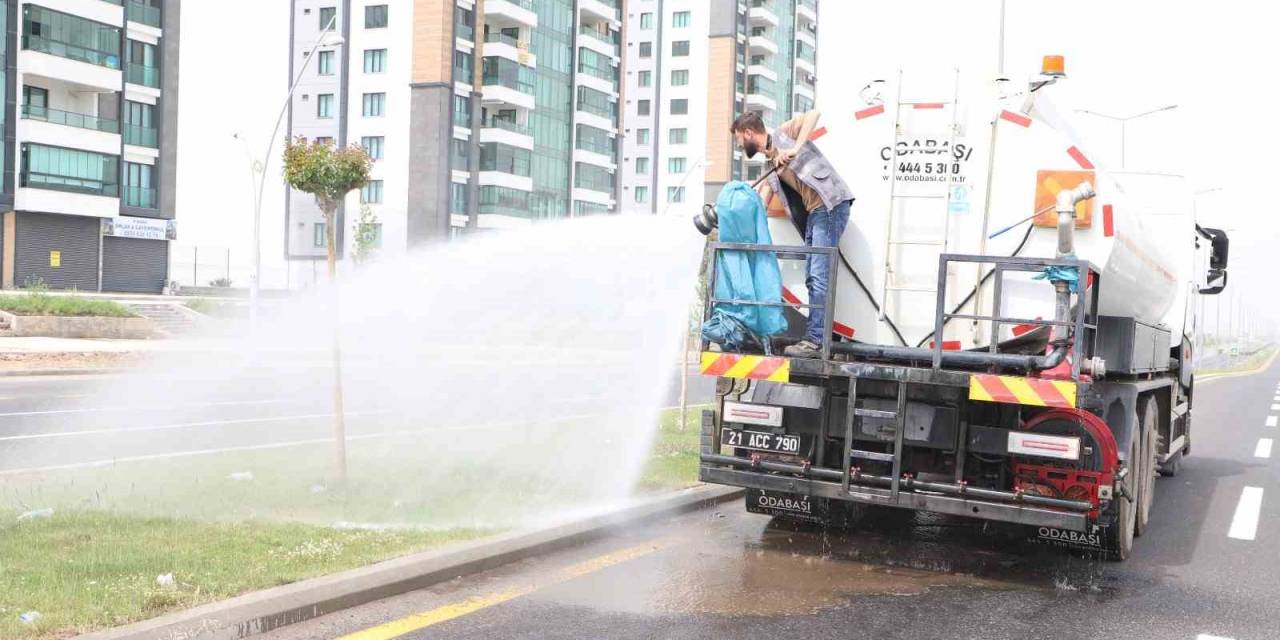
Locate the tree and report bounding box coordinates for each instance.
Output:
[282,138,372,482]
[352,204,380,266]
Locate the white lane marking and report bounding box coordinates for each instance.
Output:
[1227,487,1264,541]
[0,411,392,442]
[1268,416,1278,428]
[1256,439,1274,459]
[0,399,288,418]
[0,413,606,476]
[1273,404,1280,412]
[1197,635,1234,640]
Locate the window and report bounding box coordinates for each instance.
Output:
[22,86,48,110]
[362,92,385,117]
[364,4,388,28]
[123,161,154,208]
[574,162,614,193]
[359,223,383,248]
[23,6,122,69]
[638,70,651,88]
[639,42,652,58]
[635,157,649,174]
[453,94,472,127]
[313,223,327,248]
[363,49,387,73]
[637,128,650,145]
[318,6,336,29]
[361,136,384,160]
[638,100,650,116]
[640,13,653,29]
[669,128,687,144]
[670,99,688,115]
[576,125,616,156]
[673,11,690,27]
[670,69,688,86]
[317,50,335,75]
[21,143,119,197]
[317,93,334,118]
[315,136,334,145]
[667,186,685,203]
[479,143,531,177]
[360,180,384,204]
[635,186,649,203]
[127,39,158,87]
[671,41,689,57]
[668,157,687,174]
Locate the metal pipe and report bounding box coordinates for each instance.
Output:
[831,340,1068,373]
[701,453,1092,512]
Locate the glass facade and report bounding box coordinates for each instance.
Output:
[128,39,159,88]
[479,142,531,177]
[124,100,158,148]
[21,143,119,197]
[525,0,574,220]
[23,6,122,69]
[124,161,155,208]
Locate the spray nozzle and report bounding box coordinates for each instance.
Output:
[693,204,718,236]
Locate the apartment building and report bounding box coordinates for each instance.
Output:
[620,0,817,213]
[0,0,178,293]
[285,0,626,278]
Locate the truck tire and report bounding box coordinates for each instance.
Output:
[1103,434,1139,560]
[1136,398,1158,536]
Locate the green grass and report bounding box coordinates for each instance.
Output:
[636,405,710,491]
[0,407,709,637]
[1199,344,1277,377]
[0,293,133,318]
[0,512,487,639]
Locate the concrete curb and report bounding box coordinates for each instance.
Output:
[0,367,129,377]
[76,485,744,640]
[1199,345,1279,384]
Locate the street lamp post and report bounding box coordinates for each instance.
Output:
[1075,104,1178,169]
[247,16,345,327]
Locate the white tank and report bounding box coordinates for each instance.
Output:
[765,72,1198,351]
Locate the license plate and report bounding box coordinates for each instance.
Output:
[722,428,803,454]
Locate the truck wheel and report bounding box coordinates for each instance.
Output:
[1103,434,1139,560]
[1136,399,1158,536]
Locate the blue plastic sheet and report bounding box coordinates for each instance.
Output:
[701,181,787,351]
[1033,265,1080,293]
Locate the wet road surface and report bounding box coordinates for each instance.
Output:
[258,355,1280,640]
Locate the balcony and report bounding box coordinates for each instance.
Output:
[455,19,474,43]
[797,0,817,24]
[485,0,538,28]
[123,185,156,209]
[21,104,119,134]
[579,0,620,27]
[747,35,778,56]
[747,64,777,83]
[480,117,534,150]
[22,171,118,198]
[126,2,161,28]
[24,34,120,69]
[578,26,619,58]
[748,1,779,28]
[124,124,157,148]
[482,58,536,110]
[483,31,535,67]
[127,63,159,88]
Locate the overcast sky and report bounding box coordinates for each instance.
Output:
[177,1,1278,332]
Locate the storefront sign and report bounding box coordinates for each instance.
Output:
[101,217,176,241]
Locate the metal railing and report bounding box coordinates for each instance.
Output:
[124,124,158,148]
[22,171,119,197]
[577,62,615,83]
[21,104,119,134]
[702,242,839,359]
[483,118,532,136]
[482,69,535,94]
[578,26,618,46]
[23,34,120,69]
[127,63,159,88]
[455,21,474,42]
[127,2,161,27]
[483,31,522,47]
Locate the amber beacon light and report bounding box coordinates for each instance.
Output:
[1042,55,1066,77]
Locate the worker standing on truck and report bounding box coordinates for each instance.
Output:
[731,110,855,358]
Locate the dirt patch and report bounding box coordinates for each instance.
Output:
[0,351,140,371]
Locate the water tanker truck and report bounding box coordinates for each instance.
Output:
[694,58,1230,559]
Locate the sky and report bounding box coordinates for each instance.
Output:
[174,1,1279,332]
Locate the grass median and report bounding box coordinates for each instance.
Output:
[0,293,133,318]
[0,405,709,638]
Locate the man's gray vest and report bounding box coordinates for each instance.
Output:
[767,128,855,213]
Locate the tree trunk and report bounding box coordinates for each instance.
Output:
[324,206,348,482]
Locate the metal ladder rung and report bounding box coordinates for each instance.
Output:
[850,450,896,462]
[854,408,896,420]
[891,194,948,200]
[886,286,936,293]
[889,240,946,247]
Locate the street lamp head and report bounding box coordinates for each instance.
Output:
[318,34,345,48]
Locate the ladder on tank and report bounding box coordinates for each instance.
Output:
[877,69,964,332]
[842,377,908,500]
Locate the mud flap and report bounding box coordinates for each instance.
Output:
[1028,524,1107,551]
[746,489,838,525]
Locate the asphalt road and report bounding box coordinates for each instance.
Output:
[253,358,1280,640]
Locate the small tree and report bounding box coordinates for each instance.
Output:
[282,138,372,278]
[282,138,371,482]
[351,204,380,266]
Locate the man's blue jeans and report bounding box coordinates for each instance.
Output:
[804,200,851,344]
